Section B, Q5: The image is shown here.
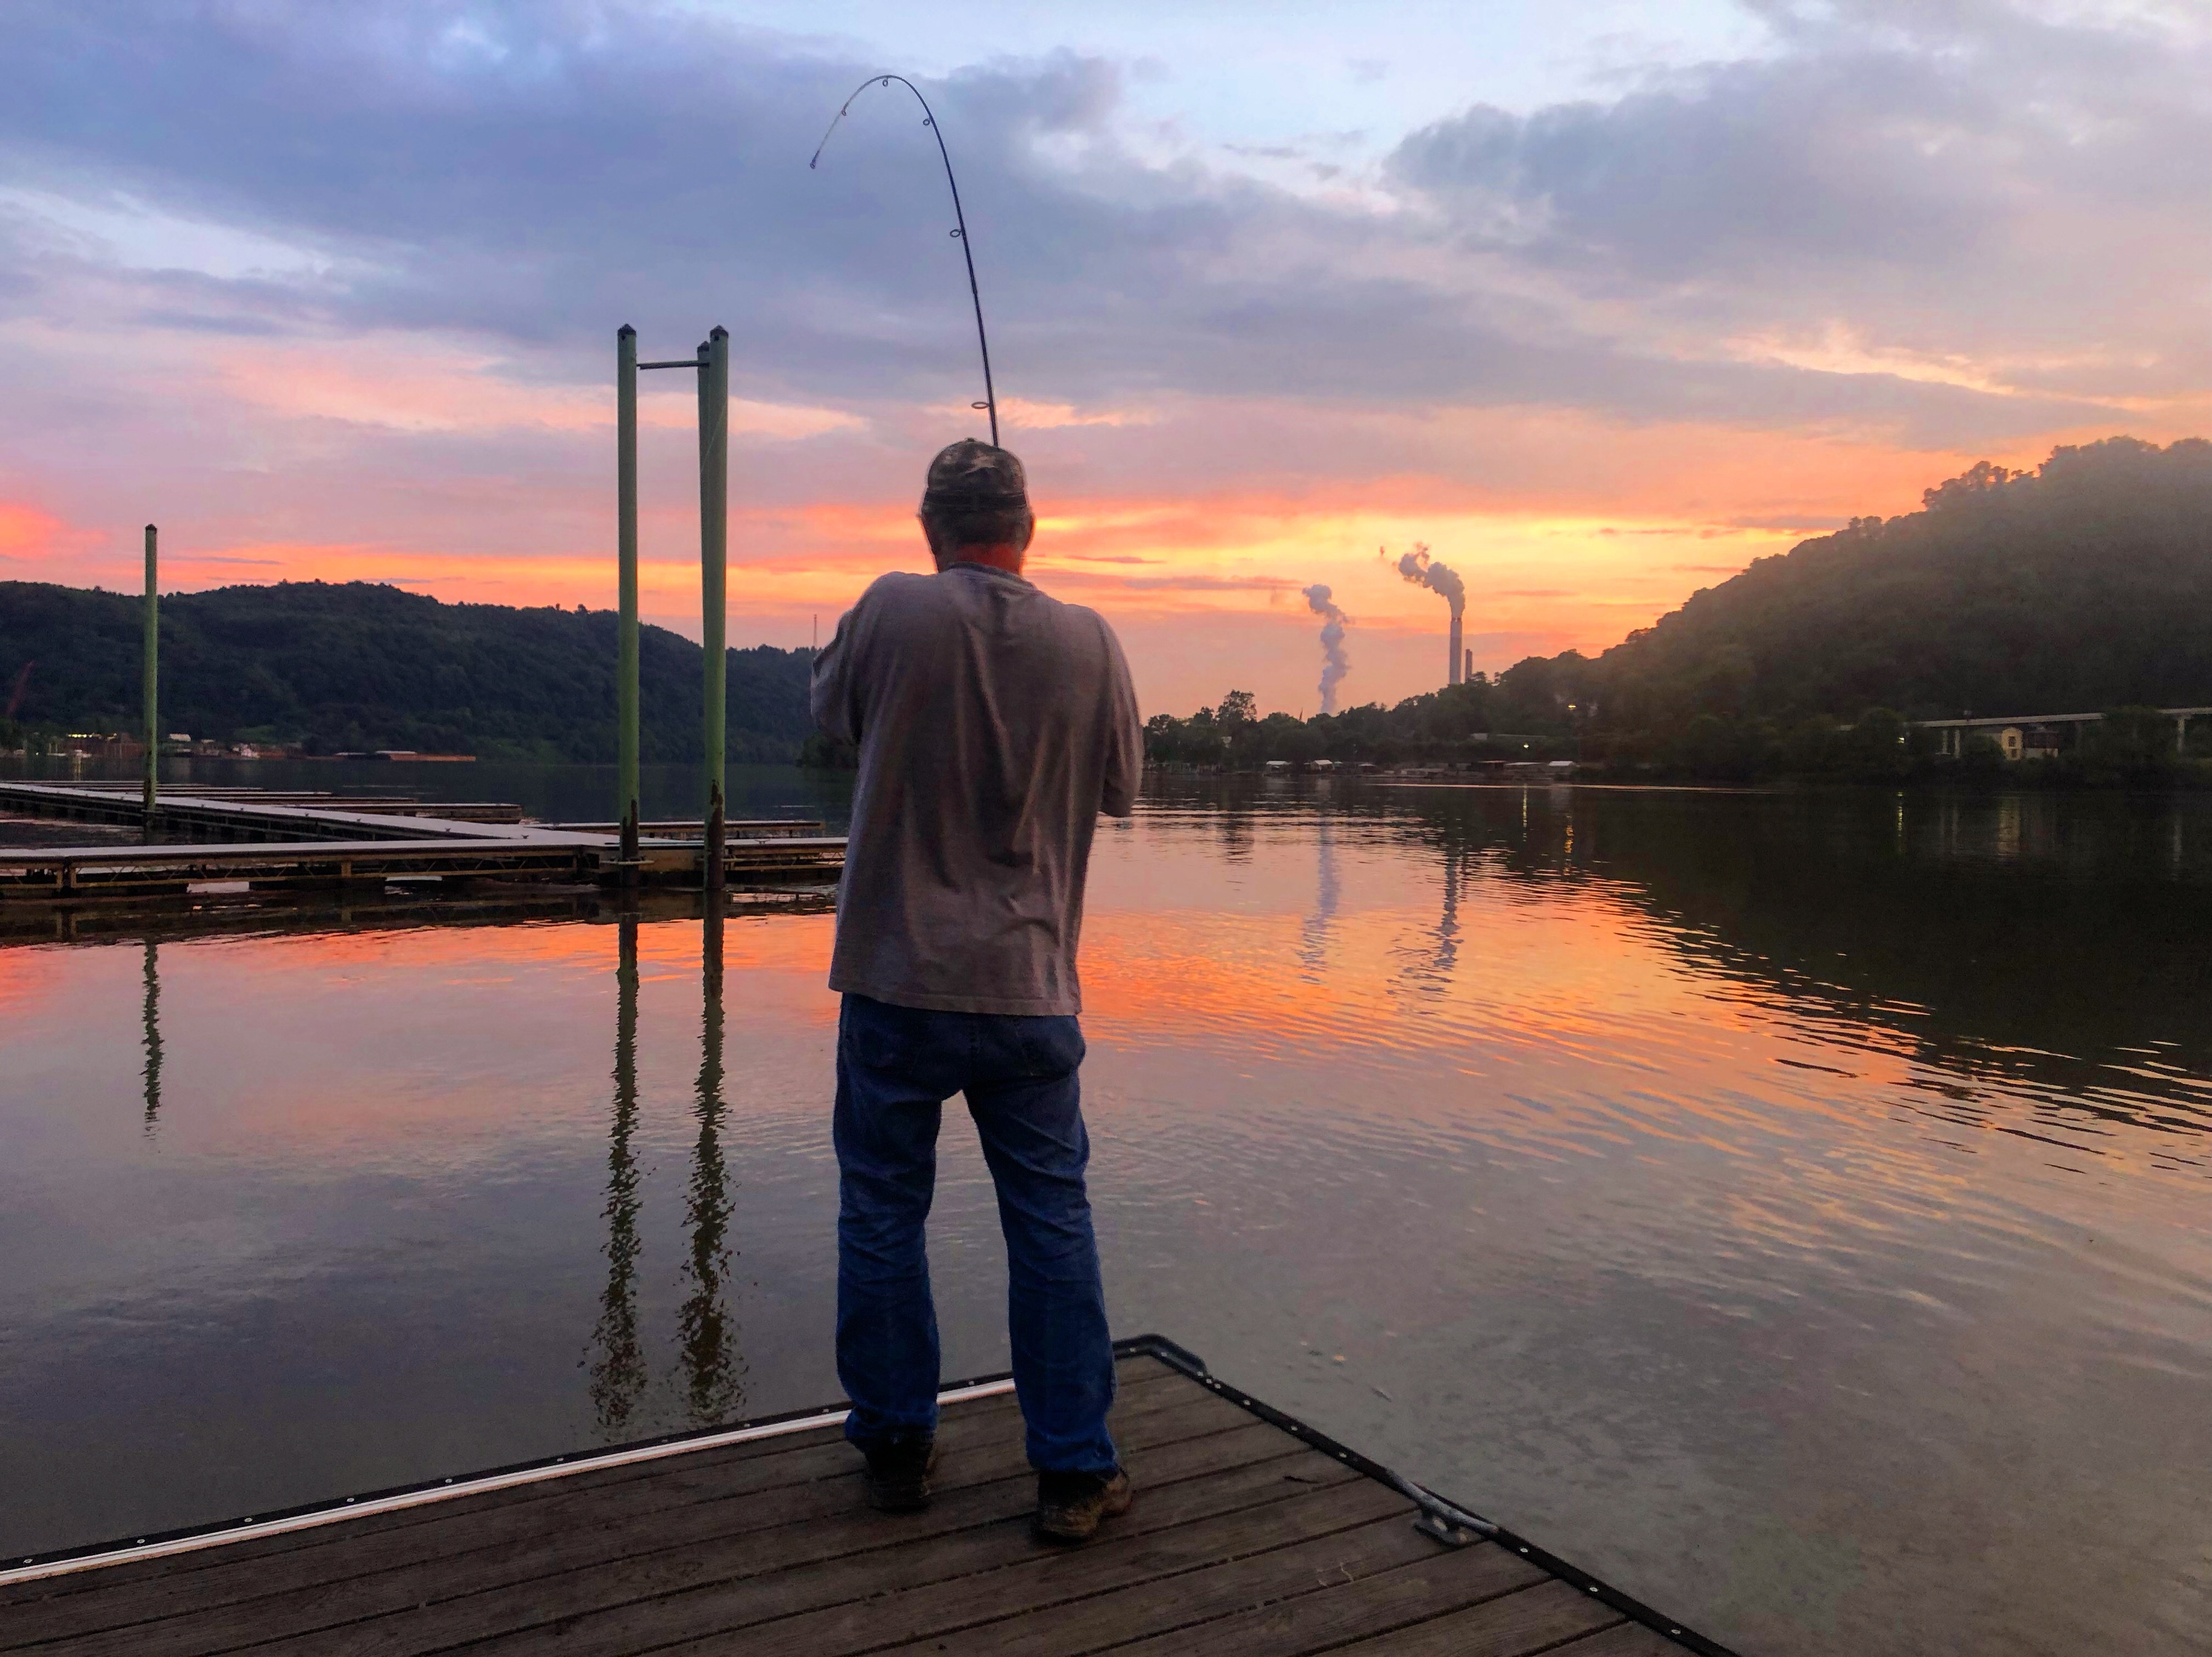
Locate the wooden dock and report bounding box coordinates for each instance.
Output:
[0,885,835,948]
[0,1339,1726,1657]
[549,818,826,838]
[0,784,844,900]
[5,782,529,827]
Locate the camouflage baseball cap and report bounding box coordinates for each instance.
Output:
[921,438,1028,510]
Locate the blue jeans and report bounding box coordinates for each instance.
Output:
[834,993,1118,1474]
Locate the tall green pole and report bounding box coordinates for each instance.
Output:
[698,327,729,893]
[616,326,640,871]
[142,523,158,832]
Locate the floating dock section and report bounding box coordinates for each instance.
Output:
[0,783,843,901]
[0,1338,1729,1656]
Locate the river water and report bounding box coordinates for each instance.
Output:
[2,770,2207,1655]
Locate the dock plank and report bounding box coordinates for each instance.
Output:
[644,1478,1413,1657]
[1087,1543,1559,1657]
[15,1385,1255,1657]
[311,1433,1356,1657]
[866,1514,1483,1656]
[1327,1577,1626,1655]
[4,1351,1713,1657]
[1544,1623,1695,1656]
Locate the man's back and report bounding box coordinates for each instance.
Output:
[811,562,1142,1016]
[821,439,1135,1542]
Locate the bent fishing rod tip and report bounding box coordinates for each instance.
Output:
[806,71,1002,446]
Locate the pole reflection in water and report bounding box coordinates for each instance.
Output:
[588,912,646,1433]
[675,901,744,1422]
[140,939,162,1136]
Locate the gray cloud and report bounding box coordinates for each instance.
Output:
[0,0,2201,572]
[10,5,2195,410]
[1388,0,2211,398]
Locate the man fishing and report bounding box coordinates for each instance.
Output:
[810,438,1145,1544]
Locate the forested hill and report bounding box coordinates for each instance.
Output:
[1132,436,2212,777]
[0,579,815,762]
[1581,436,2212,727]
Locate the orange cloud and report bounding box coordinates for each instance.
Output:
[12,365,2191,715]
[0,499,97,564]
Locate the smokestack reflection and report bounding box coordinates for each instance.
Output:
[588,912,646,1433]
[1297,815,1340,980]
[675,902,744,1423]
[1432,839,1463,981]
[1396,838,1466,997]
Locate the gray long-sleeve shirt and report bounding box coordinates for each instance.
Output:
[811,562,1143,1016]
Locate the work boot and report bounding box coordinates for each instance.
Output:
[1032,1467,1133,1544]
[860,1438,939,1512]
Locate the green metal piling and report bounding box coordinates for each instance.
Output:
[616,326,641,873]
[142,524,158,833]
[698,328,729,894]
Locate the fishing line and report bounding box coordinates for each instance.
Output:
[811,74,1000,446]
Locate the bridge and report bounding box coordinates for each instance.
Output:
[1915,706,2210,758]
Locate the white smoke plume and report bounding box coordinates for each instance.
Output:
[1393,542,1465,617]
[1301,584,1349,714]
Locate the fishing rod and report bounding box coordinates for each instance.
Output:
[811,73,1000,446]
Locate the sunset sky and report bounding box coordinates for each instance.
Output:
[2,1,2205,716]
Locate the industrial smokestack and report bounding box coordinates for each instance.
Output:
[1393,543,1466,686]
[1465,647,1474,684]
[1301,585,1350,715]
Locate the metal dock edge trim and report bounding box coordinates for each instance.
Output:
[0,1378,1015,1588]
[1115,1332,1741,1657]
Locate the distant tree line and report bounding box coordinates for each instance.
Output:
[1143,678,1575,770]
[1142,692,2208,786]
[0,579,816,763]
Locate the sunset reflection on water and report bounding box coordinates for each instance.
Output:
[1,781,2206,1656]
